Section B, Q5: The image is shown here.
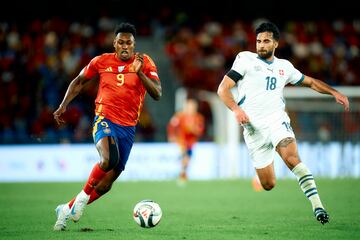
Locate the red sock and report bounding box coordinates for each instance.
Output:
[83,163,107,195]
[68,198,76,209]
[87,190,102,205]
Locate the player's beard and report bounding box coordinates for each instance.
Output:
[257,49,273,60]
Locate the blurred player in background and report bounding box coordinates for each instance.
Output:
[53,22,162,231]
[167,98,205,183]
[217,21,349,224]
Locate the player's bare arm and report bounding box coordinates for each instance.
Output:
[134,53,162,101]
[301,75,350,111]
[53,73,90,125]
[138,73,162,100]
[217,75,249,124]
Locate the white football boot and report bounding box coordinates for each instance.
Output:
[53,204,70,231]
[70,190,90,222]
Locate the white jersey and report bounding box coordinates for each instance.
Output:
[231,51,304,127]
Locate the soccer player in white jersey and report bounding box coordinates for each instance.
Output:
[217,21,349,224]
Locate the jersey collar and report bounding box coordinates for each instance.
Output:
[257,56,274,65]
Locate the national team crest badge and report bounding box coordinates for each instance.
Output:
[254,65,262,71]
[118,66,125,72]
[279,69,284,76]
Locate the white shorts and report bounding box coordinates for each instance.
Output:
[243,112,295,169]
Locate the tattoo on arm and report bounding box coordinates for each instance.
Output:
[277,137,295,147]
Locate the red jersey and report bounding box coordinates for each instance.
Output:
[82,53,160,126]
[167,112,205,149]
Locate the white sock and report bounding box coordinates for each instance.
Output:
[292,162,324,211]
[76,190,90,201]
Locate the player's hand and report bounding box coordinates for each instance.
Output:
[53,105,67,125]
[233,107,249,124]
[334,92,350,111]
[132,52,144,73]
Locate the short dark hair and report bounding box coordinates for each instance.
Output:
[255,21,280,41]
[115,22,136,37]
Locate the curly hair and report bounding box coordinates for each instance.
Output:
[255,21,280,41]
[114,22,136,37]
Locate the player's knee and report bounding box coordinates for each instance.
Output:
[99,156,111,170]
[99,156,119,171]
[99,140,119,171]
[261,180,276,191]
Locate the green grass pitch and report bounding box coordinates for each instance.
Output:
[0,179,359,240]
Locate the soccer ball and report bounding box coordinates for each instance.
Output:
[133,199,162,228]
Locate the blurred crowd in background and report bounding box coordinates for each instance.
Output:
[166,19,360,91]
[0,7,359,144]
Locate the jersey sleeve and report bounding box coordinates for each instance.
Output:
[81,56,100,79]
[143,54,160,81]
[231,52,248,77]
[285,61,304,85]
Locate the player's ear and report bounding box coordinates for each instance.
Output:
[274,40,279,48]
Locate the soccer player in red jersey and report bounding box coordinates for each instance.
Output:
[167,98,205,183]
[53,23,162,231]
